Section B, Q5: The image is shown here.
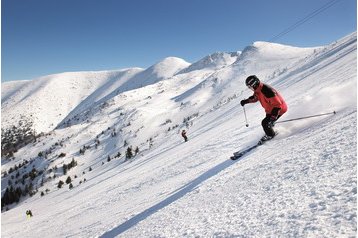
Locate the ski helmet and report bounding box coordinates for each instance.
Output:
[245,75,260,89]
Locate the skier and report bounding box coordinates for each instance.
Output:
[240,75,287,142]
[26,210,33,218]
[181,129,188,142]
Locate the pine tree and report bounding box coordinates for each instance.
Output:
[126,147,133,160]
[58,180,64,188]
[65,176,72,184]
[69,158,77,169]
[63,164,68,175]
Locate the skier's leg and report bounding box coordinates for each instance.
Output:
[261,115,275,137]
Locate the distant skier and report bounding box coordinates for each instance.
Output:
[240,75,287,142]
[181,129,188,142]
[26,210,33,218]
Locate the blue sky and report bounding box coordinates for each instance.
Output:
[2,0,356,82]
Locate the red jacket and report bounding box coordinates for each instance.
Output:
[247,83,287,116]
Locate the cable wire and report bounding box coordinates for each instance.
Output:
[269,0,343,42]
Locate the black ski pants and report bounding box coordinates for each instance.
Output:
[262,114,281,137]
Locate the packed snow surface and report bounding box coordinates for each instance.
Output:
[1,32,356,237]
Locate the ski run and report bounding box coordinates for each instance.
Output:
[1,32,357,237]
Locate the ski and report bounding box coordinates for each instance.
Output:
[230,136,273,160]
[230,144,259,160]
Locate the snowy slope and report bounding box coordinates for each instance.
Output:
[1,32,356,237]
[1,69,142,132]
[1,57,189,133]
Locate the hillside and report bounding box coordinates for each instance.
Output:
[1,32,357,237]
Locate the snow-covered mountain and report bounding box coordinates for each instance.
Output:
[179,51,240,73]
[1,32,356,237]
[1,57,190,133]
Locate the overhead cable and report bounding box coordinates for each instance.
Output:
[269,0,342,42]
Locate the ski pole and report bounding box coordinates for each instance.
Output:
[275,111,336,124]
[243,106,249,127]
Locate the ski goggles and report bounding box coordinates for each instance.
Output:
[247,85,255,90]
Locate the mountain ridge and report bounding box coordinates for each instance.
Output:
[1,40,324,134]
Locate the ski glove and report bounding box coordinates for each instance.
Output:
[271,108,280,118]
[240,99,249,106]
[269,115,278,121]
[268,113,278,128]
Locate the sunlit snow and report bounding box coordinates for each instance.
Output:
[1,32,356,237]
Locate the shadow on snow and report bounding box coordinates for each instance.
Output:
[100,158,238,237]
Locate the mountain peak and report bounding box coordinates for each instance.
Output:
[147,56,190,77]
[178,51,240,74]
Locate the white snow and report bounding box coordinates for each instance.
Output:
[1,31,356,237]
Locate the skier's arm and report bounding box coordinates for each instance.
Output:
[270,107,281,120]
[268,96,283,119]
[247,95,258,103]
[240,94,258,106]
